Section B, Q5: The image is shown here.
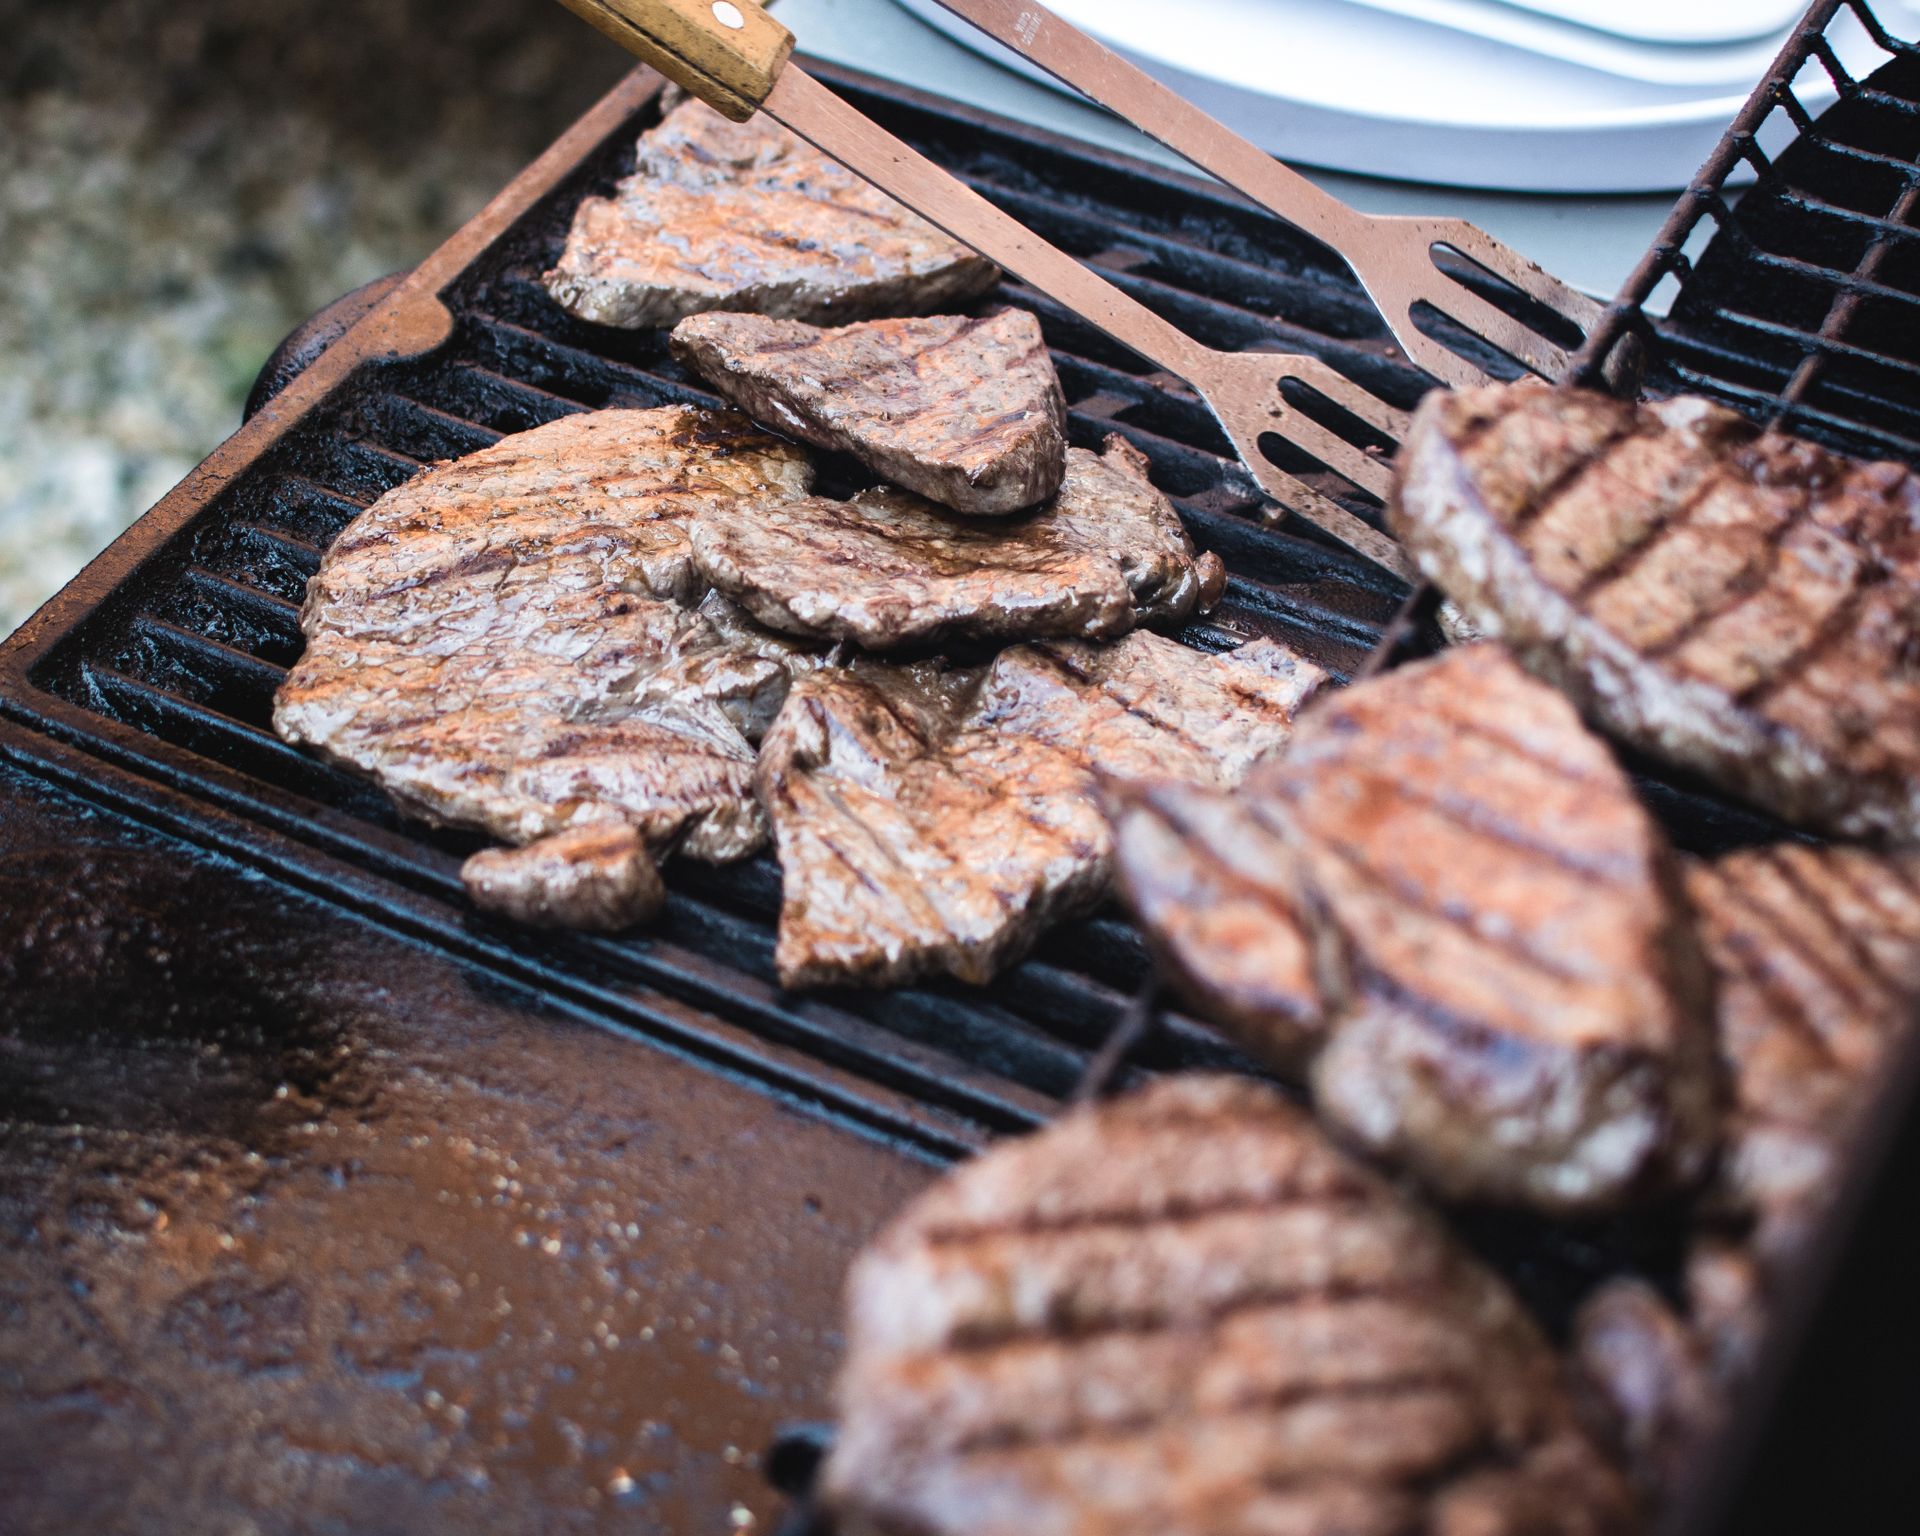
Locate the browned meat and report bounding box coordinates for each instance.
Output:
[690,435,1225,650]
[822,1074,1638,1536]
[670,309,1067,515]
[1577,843,1920,1501]
[1393,382,1920,840]
[1111,644,1720,1215]
[273,408,822,911]
[1572,1273,1726,1503]
[759,632,1325,988]
[1106,779,1327,1071]
[544,99,997,330]
[461,823,664,932]
[1687,842,1920,1259]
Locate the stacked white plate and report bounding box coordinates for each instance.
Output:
[892,0,1917,190]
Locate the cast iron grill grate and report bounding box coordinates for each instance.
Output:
[0,65,1796,1167]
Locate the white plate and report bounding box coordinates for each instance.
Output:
[1331,1,1799,83]
[1400,0,1810,47]
[893,0,1885,190]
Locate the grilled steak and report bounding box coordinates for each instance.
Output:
[690,435,1225,649]
[1687,842,1920,1259]
[461,822,664,932]
[544,99,997,330]
[1112,644,1720,1214]
[1577,842,1920,1500]
[671,309,1067,515]
[822,1074,1638,1536]
[274,408,821,903]
[1393,382,1920,840]
[759,631,1325,988]
[1572,1265,1732,1503]
[1107,779,1327,1070]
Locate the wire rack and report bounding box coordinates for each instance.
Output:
[1574,1,1920,462]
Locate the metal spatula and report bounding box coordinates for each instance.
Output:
[927,0,1606,388]
[550,0,1415,582]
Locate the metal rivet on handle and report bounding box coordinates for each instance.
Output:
[712,1,746,27]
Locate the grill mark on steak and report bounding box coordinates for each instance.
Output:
[671,309,1067,516]
[544,99,996,329]
[1760,847,1908,995]
[1692,875,1840,1071]
[687,434,1219,649]
[1299,831,1606,991]
[1015,642,1212,759]
[760,634,1324,988]
[918,1186,1376,1247]
[1509,420,1645,533]
[1730,579,1869,705]
[1113,644,1719,1214]
[948,1373,1472,1456]
[273,407,823,912]
[822,1076,1635,1536]
[1566,459,1735,603]
[1395,380,1920,838]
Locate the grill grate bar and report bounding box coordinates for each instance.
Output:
[11,57,1855,1161]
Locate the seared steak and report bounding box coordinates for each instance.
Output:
[1107,780,1326,1070]
[759,631,1324,988]
[670,309,1067,514]
[1393,382,1920,840]
[1572,1265,1732,1503]
[690,436,1225,649]
[1687,842,1920,1259]
[822,1075,1637,1536]
[462,823,664,932]
[1577,843,1920,1500]
[1112,644,1720,1214]
[544,99,997,330]
[274,408,821,901]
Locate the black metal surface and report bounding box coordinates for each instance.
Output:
[243,271,408,421]
[0,750,938,1532]
[4,42,1920,1535]
[0,55,1800,1290]
[1576,1,1920,463]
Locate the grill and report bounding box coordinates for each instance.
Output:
[3,18,1920,1532]
[0,58,1782,1164]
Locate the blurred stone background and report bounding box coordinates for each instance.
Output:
[0,0,625,636]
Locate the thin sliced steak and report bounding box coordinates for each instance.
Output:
[1393,381,1920,839]
[690,435,1225,649]
[759,632,1324,988]
[822,1075,1638,1536]
[1111,644,1720,1215]
[544,99,997,330]
[671,309,1066,514]
[274,408,821,893]
[461,823,664,932]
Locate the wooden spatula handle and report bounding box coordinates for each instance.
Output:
[552,0,794,120]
